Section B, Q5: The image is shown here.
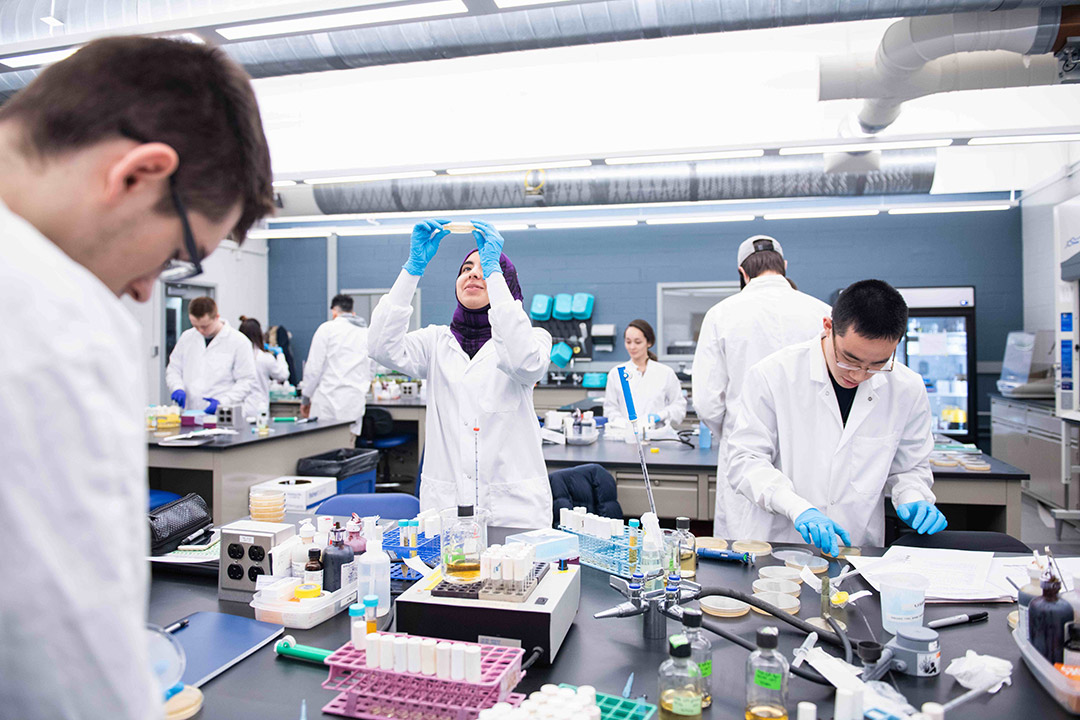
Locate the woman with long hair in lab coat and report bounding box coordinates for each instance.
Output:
[238,317,289,418]
[369,220,554,529]
[603,319,686,427]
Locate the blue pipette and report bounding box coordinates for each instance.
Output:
[618,366,657,516]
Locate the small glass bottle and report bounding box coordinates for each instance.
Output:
[746,627,789,720]
[322,524,356,593]
[345,516,367,555]
[1018,566,1043,639]
[675,517,697,579]
[658,634,703,720]
[1030,575,1074,663]
[443,505,483,584]
[681,608,713,708]
[304,547,323,591]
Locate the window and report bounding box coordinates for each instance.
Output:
[341,288,422,331]
[656,281,739,361]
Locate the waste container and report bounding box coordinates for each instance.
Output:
[296,448,379,495]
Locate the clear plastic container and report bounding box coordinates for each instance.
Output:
[505,528,579,562]
[1013,627,1080,713]
[880,573,929,634]
[250,577,356,629]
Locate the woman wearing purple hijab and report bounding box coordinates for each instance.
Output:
[369,219,554,529]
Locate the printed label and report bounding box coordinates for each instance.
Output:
[304,569,323,587]
[292,560,305,578]
[698,660,712,678]
[1064,342,1074,380]
[754,670,782,691]
[341,560,358,589]
[1064,313,1074,333]
[671,695,703,715]
[916,651,941,677]
[239,535,254,544]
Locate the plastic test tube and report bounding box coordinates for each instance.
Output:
[421,638,438,676]
[407,636,423,673]
[365,633,380,668]
[491,549,504,590]
[480,550,492,582]
[379,634,395,670]
[450,643,466,681]
[436,642,453,679]
[398,520,409,547]
[393,635,409,672]
[464,645,482,683]
[514,556,528,593]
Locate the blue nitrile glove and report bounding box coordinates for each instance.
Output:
[170,389,186,408]
[403,219,449,276]
[794,508,852,557]
[471,220,505,278]
[648,413,661,426]
[203,397,220,415]
[897,501,948,535]
[270,345,283,356]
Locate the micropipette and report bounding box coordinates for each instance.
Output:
[617,366,657,516]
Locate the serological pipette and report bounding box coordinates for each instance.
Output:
[618,366,657,516]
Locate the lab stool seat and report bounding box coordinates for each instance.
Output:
[149,489,182,512]
[356,408,417,489]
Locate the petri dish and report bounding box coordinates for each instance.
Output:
[773,549,813,565]
[751,591,800,616]
[821,546,862,560]
[165,686,204,720]
[732,540,772,557]
[962,462,991,471]
[782,553,829,574]
[1008,610,1019,630]
[445,221,476,234]
[807,616,847,632]
[697,537,728,551]
[753,578,800,597]
[700,596,750,618]
[759,566,803,584]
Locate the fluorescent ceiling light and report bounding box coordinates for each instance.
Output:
[39,15,63,27]
[167,32,206,44]
[304,170,436,185]
[272,180,298,188]
[445,159,591,175]
[645,214,756,225]
[534,219,639,230]
[967,133,1080,146]
[492,223,530,231]
[778,139,952,156]
[247,228,336,239]
[763,209,880,220]
[0,46,79,69]
[605,150,763,165]
[887,204,1012,215]
[335,226,413,236]
[494,0,572,7]
[216,0,468,40]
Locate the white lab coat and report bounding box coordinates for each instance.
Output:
[0,199,160,719]
[603,360,687,425]
[369,270,553,529]
[725,336,937,546]
[690,275,831,537]
[165,321,256,411]
[243,348,290,418]
[302,315,371,435]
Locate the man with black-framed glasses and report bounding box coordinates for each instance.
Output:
[725,279,947,553]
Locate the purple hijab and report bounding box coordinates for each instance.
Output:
[450,250,523,358]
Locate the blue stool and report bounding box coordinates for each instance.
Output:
[357,408,416,489]
[149,489,182,512]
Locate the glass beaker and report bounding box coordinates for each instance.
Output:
[440,505,487,584]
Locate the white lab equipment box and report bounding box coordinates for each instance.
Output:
[251,475,337,512]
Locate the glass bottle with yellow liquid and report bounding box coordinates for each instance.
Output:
[442,505,483,583]
[658,634,703,720]
[746,627,789,720]
[681,608,712,708]
[675,516,696,579]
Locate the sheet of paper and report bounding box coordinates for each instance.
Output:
[986,556,1080,600]
[846,546,999,602]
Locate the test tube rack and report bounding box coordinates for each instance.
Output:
[430,562,549,603]
[557,684,657,720]
[321,634,526,720]
[389,561,426,592]
[557,525,636,578]
[382,527,441,564]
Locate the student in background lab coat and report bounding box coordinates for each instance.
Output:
[300,294,371,435]
[726,279,947,553]
[165,296,256,416]
[239,317,289,419]
[603,319,686,426]
[0,37,274,720]
[369,219,553,529]
[691,235,831,537]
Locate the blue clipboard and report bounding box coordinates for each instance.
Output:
[169,611,284,687]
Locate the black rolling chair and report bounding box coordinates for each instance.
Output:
[890,530,1031,554]
[548,463,623,528]
[356,407,416,489]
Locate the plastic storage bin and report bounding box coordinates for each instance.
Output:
[250,577,357,629]
[1014,627,1080,713]
[296,448,379,495]
[571,293,594,320]
[553,293,573,321]
[530,294,553,321]
[505,528,579,562]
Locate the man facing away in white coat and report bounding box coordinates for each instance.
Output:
[725,279,948,555]
[301,293,371,436]
[692,235,831,538]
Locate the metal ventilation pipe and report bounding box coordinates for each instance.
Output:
[820,6,1080,134]
[275,152,937,216]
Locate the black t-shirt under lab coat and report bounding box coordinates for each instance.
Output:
[829,371,858,425]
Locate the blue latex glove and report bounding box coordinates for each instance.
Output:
[471,220,505,278]
[794,508,852,557]
[170,389,186,408]
[897,501,948,535]
[403,219,449,276]
[203,397,220,415]
[269,345,283,356]
[648,413,661,426]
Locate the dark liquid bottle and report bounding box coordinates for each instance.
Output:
[1030,576,1073,664]
[322,524,356,593]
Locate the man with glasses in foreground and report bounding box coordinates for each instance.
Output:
[0,37,273,719]
[725,279,947,554]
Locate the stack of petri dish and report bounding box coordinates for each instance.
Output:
[249,488,286,522]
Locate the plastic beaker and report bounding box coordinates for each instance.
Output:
[879,572,930,634]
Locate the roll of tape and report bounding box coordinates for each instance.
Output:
[294,584,321,599]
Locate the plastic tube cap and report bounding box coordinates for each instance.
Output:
[363,594,379,608]
[797,702,817,720]
[676,516,690,530]
[756,626,779,649]
[348,603,363,617]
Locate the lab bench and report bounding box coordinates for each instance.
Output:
[542,439,1026,536]
[149,535,1066,719]
[147,419,354,525]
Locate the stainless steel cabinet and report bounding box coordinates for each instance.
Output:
[991,397,1075,509]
